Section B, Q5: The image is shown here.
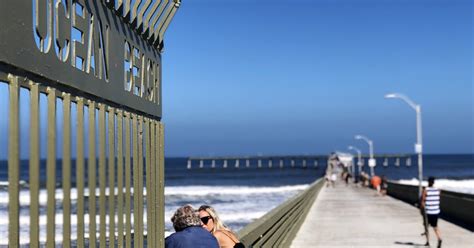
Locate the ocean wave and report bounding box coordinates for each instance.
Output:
[165,184,309,196]
[396,179,474,194]
[0,211,147,245]
[0,187,138,205]
[0,184,309,205]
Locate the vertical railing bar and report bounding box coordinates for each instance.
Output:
[154,121,160,245]
[117,110,124,247]
[148,120,155,248]
[76,97,85,247]
[88,100,97,248]
[125,112,132,247]
[137,116,144,248]
[145,119,153,247]
[46,87,56,248]
[62,93,72,247]
[132,114,139,248]
[108,107,116,247]
[29,82,40,248]
[8,75,20,247]
[99,104,107,248]
[158,122,165,247]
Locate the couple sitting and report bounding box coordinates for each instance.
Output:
[166,204,244,248]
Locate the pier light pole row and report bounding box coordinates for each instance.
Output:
[348,146,363,178]
[355,135,376,177]
[385,93,423,198]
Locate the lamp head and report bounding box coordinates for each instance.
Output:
[355,135,362,139]
[384,93,398,99]
[348,146,353,150]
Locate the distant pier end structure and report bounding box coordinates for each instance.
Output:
[187,154,413,170]
[0,0,180,247]
[187,155,328,169]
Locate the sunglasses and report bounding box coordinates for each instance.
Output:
[200,216,212,225]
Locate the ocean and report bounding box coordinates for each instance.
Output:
[0,154,472,245]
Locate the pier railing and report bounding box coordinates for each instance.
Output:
[0,0,180,246]
[238,178,324,247]
[387,181,474,231]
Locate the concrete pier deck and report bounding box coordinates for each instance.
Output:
[291,184,473,247]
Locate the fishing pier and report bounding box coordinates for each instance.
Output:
[1,0,473,247]
[186,154,413,169]
[238,179,474,247]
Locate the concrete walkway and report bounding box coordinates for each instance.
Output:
[291,184,473,248]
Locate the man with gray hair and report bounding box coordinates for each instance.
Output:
[165,204,219,248]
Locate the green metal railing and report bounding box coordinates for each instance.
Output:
[1,0,180,246]
[238,178,324,247]
[2,74,166,247]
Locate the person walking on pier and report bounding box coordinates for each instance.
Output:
[166,205,219,248]
[370,175,382,196]
[326,154,338,187]
[421,177,443,248]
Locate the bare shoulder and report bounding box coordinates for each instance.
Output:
[214,230,232,240]
[214,230,237,247]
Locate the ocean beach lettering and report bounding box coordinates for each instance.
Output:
[33,0,161,104]
[34,0,109,81]
[124,40,160,102]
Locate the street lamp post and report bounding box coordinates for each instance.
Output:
[355,135,375,177]
[348,146,363,180]
[385,93,423,198]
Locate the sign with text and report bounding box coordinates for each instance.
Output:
[0,0,180,118]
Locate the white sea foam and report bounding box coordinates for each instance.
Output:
[0,211,147,245]
[165,184,309,196]
[0,187,139,205]
[0,184,308,245]
[396,179,474,194]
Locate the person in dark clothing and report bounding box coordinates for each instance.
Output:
[165,204,219,248]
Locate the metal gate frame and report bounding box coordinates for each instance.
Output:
[0,0,180,247]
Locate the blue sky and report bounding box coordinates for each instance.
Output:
[162,0,472,156]
[0,0,472,158]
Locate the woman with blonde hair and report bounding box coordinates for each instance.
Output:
[198,205,245,248]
